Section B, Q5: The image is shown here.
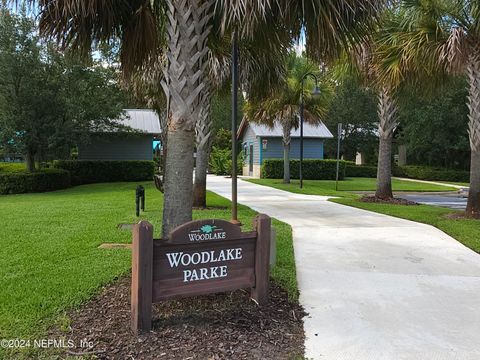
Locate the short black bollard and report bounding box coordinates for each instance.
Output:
[136,185,145,216]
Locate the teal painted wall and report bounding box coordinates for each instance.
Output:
[260,137,324,164]
[240,124,326,165]
[241,125,260,165]
[78,134,154,161]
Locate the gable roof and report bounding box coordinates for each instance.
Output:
[116,109,162,134]
[237,117,333,139]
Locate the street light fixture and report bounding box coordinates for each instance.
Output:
[299,72,320,189]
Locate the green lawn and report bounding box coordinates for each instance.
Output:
[247,177,457,198]
[332,197,480,254]
[0,182,296,357]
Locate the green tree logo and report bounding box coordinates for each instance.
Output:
[200,225,216,234]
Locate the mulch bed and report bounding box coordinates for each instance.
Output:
[192,206,228,211]
[444,212,468,220]
[49,277,305,359]
[360,196,419,206]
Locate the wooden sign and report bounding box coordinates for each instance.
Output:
[131,215,271,333]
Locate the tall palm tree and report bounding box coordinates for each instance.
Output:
[192,16,292,208]
[245,53,332,183]
[32,0,218,236]
[337,38,400,199]
[29,0,384,236]
[386,0,480,217]
[336,7,433,199]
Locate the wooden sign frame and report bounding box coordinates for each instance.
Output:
[131,214,271,333]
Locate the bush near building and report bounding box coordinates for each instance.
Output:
[261,159,346,180]
[393,165,470,183]
[345,165,377,178]
[53,160,155,185]
[345,164,470,182]
[0,167,70,194]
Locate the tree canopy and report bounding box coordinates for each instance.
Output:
[0,6,127,170]
[324,76,378,162]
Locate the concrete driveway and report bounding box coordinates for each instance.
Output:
[207,176,480,360]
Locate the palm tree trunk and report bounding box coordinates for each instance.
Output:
[375,86,398,199]
[193,105,213,209]
[25,149,35,173]
[466,50,480,218]
[282,122,292,184]
[158,109,168,179]
[193,140,210,208]
[467,150,480,218]
[161,0,213,237]
[283,144,290,183]
[193,68,212,208]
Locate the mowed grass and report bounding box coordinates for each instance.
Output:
[0,182,296,349]
[247,177,457,198]
[332,197,480,254]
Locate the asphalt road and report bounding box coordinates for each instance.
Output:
[399,193,467,210]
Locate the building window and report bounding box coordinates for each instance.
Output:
[262,139,268,150]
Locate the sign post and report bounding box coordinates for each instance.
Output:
[135,185,145,217]
[131,215,271,333]
[335,123,342,191]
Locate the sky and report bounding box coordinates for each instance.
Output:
[295,30,306,56]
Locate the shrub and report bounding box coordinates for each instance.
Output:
[393,165,469,183]
[53,160,154,185]
[261,159,346,180]
[344,164,469,182]
[0,169,71,195]
[209,147,242,176]
[0,162,26,173]
[346,165,377,178]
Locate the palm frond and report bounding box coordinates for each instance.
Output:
[440,26,469,73]
[34,0,163,76]
[245,52,333,132]
[283,0,385,62]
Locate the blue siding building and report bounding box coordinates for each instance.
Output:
[237,118,333,177]
[78,109,162,161]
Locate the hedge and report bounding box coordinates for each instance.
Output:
[53,160,155,185]
[345,165,377,178]
[0,169,71,195]
[0,162,26,173]
[344,164,470,182]
[261,159,346,180]
[393,165,470,183]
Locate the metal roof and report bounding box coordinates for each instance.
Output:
[238,118,333,139]
[115,109,162,134]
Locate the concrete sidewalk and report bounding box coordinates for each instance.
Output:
[393,177,468,190]
[207,175,480,360]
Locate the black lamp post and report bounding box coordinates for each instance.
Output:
[231,31,240,224]
[299,73,321,189]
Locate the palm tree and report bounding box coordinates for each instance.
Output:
[123,10,291,209]
[245,53,332,183]
[30,0,384,236]
[192,18,291,208]
[385,0,480,217]
[336,7,432,200]
[336,39,400,199]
